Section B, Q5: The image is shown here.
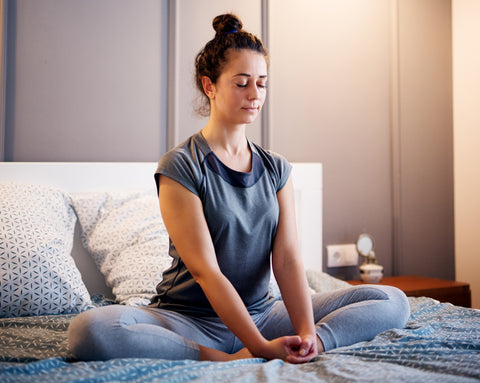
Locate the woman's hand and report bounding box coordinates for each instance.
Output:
[257,334,317,364]
[288,334,318,363]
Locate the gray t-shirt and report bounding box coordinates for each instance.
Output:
[150,132,292,316]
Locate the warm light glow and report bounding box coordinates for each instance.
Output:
[453,0,480,309]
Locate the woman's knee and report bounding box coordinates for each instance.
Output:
[385,285,410,326]
[68,310,97,360]
[67,305,126,361]
[368,285,410,328]
[344,284,410,328]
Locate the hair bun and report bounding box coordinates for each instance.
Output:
[212,13,243,35]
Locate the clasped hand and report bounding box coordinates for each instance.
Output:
[236,334,317,364]
[268,334,317,363]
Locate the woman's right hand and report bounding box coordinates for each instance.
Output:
[255,335,317,364]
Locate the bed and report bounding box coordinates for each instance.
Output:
[1,162,479,383]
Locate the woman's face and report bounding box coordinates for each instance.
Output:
[208,49,268,127]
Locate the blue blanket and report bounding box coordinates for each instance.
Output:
[1,297,479,382]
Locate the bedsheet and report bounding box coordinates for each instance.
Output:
[1,297,479,382]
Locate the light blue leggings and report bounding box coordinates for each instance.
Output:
[68,285,410,361]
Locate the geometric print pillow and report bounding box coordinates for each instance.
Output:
[0,183,93,318]
[71,189,171,306]
[305,269,351,293]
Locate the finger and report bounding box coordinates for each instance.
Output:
[283,335,302,349]
[299,339,313,356]
[285,352,315,364]
[299,347,308,356]
[294,337,309,356]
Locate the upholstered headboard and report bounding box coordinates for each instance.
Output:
[0,162,322,297]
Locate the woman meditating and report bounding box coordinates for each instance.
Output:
[68,13,410,364]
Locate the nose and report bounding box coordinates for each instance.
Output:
[247,84,262,100]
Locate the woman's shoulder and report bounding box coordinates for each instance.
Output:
[251,142,290,169]
[159,133,208,167]
[250,141,292,190]
[155,133,209,195]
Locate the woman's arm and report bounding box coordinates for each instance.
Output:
[271,175,318,360]
[158,175,306,361]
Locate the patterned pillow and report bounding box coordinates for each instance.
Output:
[0,183,93,318]
[71,189,171,306]
[306,269,351,293]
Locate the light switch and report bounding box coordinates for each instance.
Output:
[327,244,358,267]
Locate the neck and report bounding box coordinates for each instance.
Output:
[201,121,248,156]
[201,121,251,172]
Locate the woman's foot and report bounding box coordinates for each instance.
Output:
[316,335,325,353]
[231,347,254,360]
[199,345,253,361]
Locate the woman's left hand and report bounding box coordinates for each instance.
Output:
[259,334,317,364]
[284,334,317,364]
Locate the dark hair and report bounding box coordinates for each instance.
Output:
[194,13,269,116]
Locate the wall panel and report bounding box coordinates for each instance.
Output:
[5,0,167,161]
[396,0,454,278]
[268,0,393,276]
[453,0,480,307]
[168,0,263,148]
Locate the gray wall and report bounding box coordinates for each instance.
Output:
[269,0,395,278]
[267,0,454,279]
[4,0,168,161]
[167,0,263,148]
[395,0,454,278]
[1,0,454,280]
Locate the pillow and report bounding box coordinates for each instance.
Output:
[71,189,171,306]
[269,269,347,299]
[0,183,93,318]
[306,269,351,293]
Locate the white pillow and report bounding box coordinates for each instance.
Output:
[0,183,93,318]
[71,189,171,306]
[268,270,348,299]
[306,269,351,293]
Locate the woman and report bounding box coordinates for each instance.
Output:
[68,13,410,364]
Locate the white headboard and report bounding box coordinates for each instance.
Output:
[0,162,322,296]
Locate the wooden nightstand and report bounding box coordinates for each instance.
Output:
[348,275,472,308]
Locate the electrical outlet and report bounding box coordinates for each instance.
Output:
[327,244,358,267]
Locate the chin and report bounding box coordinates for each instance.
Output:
[240,112,260,124]
[241,118,258,126]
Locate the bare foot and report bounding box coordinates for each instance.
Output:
[316,335,325,353]
[231,347,254,360]
[199,345,253,361]
[199,345,232,361]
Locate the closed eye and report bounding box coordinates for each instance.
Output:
[236,83,267,89]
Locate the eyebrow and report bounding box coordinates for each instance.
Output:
[234,73,268,79]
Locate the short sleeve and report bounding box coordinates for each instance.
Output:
[264,149,292,192]
[154,147,203,197]
[274,153,293,192]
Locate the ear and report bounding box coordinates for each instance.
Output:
[202,76,216,99]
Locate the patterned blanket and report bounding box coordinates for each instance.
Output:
[1,297,479,382]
